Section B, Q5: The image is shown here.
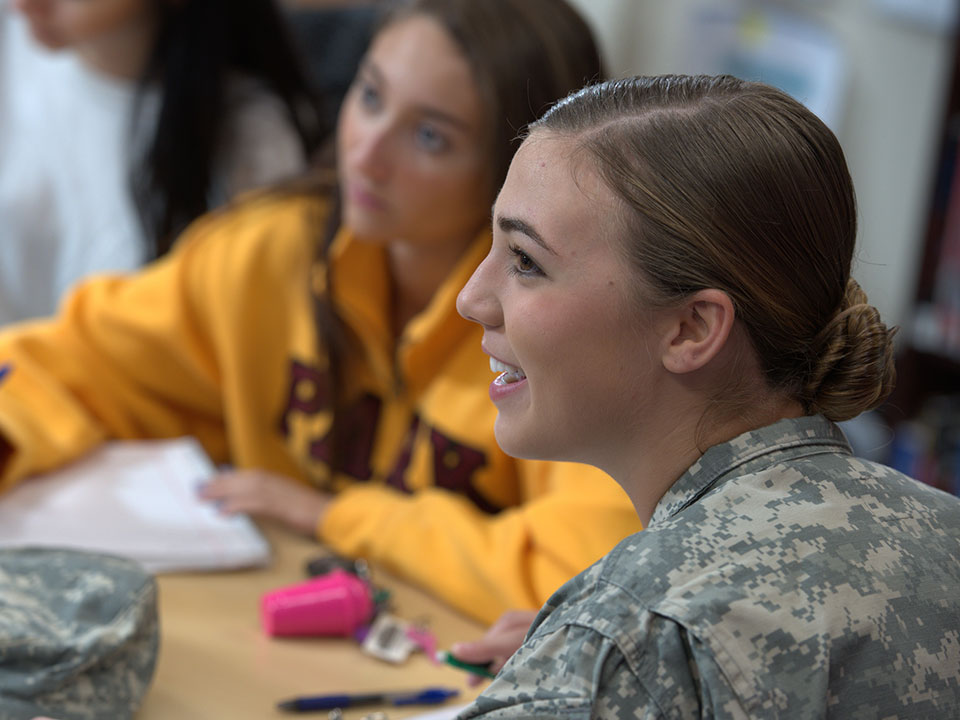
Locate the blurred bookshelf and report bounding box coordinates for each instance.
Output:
[877,30,960,496]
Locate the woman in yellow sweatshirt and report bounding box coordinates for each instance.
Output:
[0,0,641,624]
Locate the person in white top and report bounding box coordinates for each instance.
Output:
[0,0,325,324]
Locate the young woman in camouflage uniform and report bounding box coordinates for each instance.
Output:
[456,74,960,718]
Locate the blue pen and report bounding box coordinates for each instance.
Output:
[276,686,459,713]
[0,364,11,384]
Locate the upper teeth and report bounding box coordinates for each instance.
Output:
[490,357,516,373]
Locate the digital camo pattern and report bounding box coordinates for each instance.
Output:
[460,415,960,719]
[0,548,158,720]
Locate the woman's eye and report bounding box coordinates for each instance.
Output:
[415,124,448,153]
[358,82,381,111]
[508,245,543,277]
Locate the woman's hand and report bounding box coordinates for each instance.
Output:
[450,609,538,686]
[198,469,330,537]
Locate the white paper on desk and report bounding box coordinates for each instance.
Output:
[0,437,271,573]
[405,705,471,720]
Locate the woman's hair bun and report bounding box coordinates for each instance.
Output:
[804,278,897,421]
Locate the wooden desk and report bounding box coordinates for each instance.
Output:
[139,524,485,719]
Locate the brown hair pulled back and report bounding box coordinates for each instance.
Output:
[532,75,895,421]
[315,0,605,479]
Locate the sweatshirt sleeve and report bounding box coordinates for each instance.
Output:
[0,209,253,490]
[319,459,641,624]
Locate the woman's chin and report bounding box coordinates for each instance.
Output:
[27,25,70,50]
[344,220,391,246]
[493,419,546,461]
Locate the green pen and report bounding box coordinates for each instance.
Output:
[435,650,496,679]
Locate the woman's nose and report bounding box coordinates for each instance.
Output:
[457,256,502,329]
[349,123,393,184]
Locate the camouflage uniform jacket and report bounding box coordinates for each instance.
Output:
[460,415,960,719]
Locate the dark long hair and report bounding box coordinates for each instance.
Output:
[313,0,605,480]
[132,0,326,256]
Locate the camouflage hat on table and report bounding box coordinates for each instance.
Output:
[0,547,159,720]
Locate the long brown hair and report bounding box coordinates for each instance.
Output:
[531,75,896,422]
[314,0,605,480]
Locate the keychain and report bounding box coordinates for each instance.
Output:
[361,613,419,663]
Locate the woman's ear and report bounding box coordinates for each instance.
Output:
[661,289,735,374]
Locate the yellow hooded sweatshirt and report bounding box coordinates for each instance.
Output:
[0,193,640,623]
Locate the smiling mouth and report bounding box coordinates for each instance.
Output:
[490,357,526,385]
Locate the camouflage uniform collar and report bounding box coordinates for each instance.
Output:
[649,415,852,527]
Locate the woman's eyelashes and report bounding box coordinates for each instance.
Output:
[507,244,544,277]
[415,123,449,153]
[357,79,382,112]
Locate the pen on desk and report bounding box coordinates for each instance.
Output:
[276,686,459,713]
[435,650,496,678]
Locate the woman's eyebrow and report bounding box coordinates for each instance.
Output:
[359,57,472,133]
[356,58,383,84]
[497,215,558,256]
[415,105,471,132]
